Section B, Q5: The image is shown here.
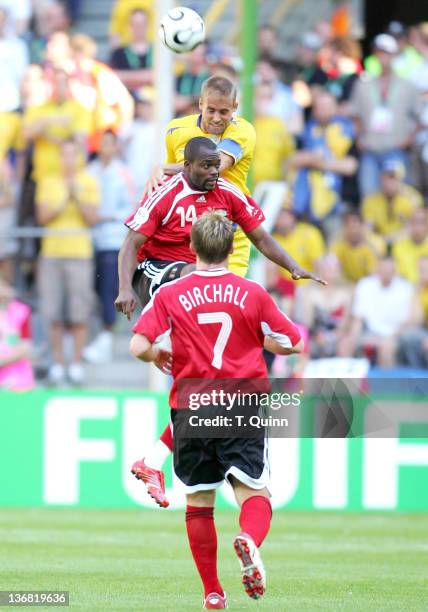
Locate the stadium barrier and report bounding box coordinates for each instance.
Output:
[1,388,427,511]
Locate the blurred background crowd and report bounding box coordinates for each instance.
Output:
[1,0,428,390]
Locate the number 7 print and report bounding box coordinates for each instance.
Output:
[197,311,233,369]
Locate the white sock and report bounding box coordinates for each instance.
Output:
[144,440,171,470]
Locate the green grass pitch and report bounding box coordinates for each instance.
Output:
[1,508,427,611]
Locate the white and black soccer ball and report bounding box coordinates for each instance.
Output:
[158,6,205,54]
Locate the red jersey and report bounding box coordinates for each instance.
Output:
[133,269,301,407]
[125,174,265,262]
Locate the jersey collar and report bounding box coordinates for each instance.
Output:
[193,268,230,276]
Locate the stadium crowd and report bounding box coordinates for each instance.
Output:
[1,0,428,389]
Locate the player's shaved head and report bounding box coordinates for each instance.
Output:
[184,138,220,191]
[201,76,237,102]
[184,137,218,162]
[191,211,234,264]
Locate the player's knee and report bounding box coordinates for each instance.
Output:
[186,490,215,507]
[230,476,270,506]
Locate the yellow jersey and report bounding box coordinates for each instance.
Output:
[36,172,99,259]
[273,222,325,283]
[362,186,423,237]
[332,234,386,283]
[23,100,91,182]
[393,237,428,284]
[165,113,256,276]
[253,116,295,185]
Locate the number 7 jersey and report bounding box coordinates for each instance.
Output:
[133,269,301,407]
[125,173,265,263]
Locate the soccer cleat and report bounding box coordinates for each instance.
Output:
[131,458,169,508]
[203,592,228,609]
[233,533,266,599]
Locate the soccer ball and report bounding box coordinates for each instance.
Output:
[158,7,205,54]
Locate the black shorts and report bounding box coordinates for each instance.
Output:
[132,259,188,306]
[171,408,271,494]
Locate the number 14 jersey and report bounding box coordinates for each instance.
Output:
[125,173,264,263]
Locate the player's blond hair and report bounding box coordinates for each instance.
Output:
[201,76,237,102]
[191,211,234,264]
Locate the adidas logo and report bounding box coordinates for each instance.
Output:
[196,196,206,202]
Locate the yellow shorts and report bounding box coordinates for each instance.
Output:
[229,227,250,277]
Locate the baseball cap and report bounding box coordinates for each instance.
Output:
[373,33,399,54]
[381,159,405,180]
[300,31,323,51]
[386,21,406,39]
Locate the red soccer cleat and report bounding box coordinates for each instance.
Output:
[233,534,266,600]
[131,458,169,508]
[203,592,228,609]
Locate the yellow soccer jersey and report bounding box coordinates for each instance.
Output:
[36,172,99,259]
[393,237,428,284]
[273,222,325,284]
[165,113,256,276]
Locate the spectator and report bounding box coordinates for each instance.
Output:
[257,24,279,59]
[295,254,352,358]
[30,0,71,65]
[339,256,420,367]
[267,207,325,295]
[291,89,357,236]
[0,7,28,113]
[23,68,91,185]
[331,212,385,283]
[365,22,423,80]
[256,57,303,135]
[35,140,100,385]
[362,160,423,243]
[399,257,428,368]
[110,8,153,92]
[294,31,327,87]
[410,25,428,200]
[252,82,295,186]
[290,32,328,112]
[0,276,34,391]
[70,33,135,154]
[321,37,362,110]
[123,88,156,196]
[0,161,16,283]
[109,0,153,49]
[43,30,74,73]
[393,208,428,284]
[175,43,210,115]
[83,131,134,364]
[0,5,28,182]
[351,34,420,196]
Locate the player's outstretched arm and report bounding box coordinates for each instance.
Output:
[246,226,327,285]
[115,230,147,320]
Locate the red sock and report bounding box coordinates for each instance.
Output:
[239,496,272,547]
[160,423,173,451]
[185,506,224,598]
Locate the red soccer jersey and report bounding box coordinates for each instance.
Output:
[133,269,301,407]
[125,174,265,262]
